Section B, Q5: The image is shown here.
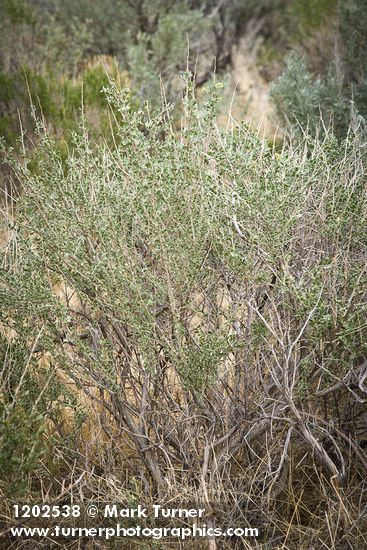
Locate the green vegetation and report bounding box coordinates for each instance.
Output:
[271,52,350,137]
[2,79,367,547]
[271,0,367,138]
[1,2,367,549]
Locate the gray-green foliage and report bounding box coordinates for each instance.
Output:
[0,331,81,497]
[127,6,210,102]
[0,336,45,496]
[26,0,215,101]
[3,80,367,396]
[339,0,367,83]
[271,0,367,139]
[2,83,367,540]
[3,82,234,392]
[0,0,226,149]
[39,15,92,76]
[271,52,351,138]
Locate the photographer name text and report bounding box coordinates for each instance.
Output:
[104,505,206,519]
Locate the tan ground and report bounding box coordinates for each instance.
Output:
[218,35,279,140]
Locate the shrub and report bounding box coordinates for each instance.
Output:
[0,335,56,498]
[271,0,367,140]
[2,80,367,547]
[271,52,351,138]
